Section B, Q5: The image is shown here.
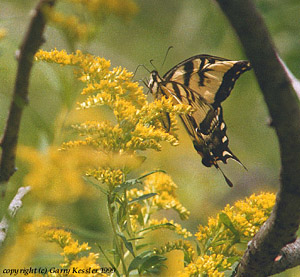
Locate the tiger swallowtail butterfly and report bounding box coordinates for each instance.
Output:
[147,54,251,187]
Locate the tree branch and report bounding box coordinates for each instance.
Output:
[269,238,300,275]
[214,0,300,275]
[0,186,31,246]
[0,0,56,186]
[278,54,300,99]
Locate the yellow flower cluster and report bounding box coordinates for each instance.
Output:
[70,253,107,277]
[27,219,106,276]
[175,192,276,275]
[196,192,275,247]
[35,49,111,80]
[34,49,193,275]
[154,240,195,262]
[66,0,138,20]
[43,0,137,43]
[18,146,98,203]
[144,172,190,219]
[127,172,190,220]
[0,227,40,269]
[224,193,274,238]
[87,168,124,188]
[179,254,231,277]
[0,28,6,39]
[29,219,90,257]
[149,218,193,238]
[44,7,94,41]
[35,50,191,190]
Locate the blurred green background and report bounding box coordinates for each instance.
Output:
[0,0,299,275]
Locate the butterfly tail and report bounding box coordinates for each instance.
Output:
[223,149,248,171]
[214,163,234,187]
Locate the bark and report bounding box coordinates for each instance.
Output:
[0,0,56,187]
[214,0,300,275]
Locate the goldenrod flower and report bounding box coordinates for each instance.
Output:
[0,230,40,269]
[179,254,231,277]
[127,172,190,220]
[154,240,195,261]
[144,172,190,220]
[44,7,94,41]
[0,28,6,40]
[194,192,275,267]
[27,218,103,274]
[18,146,98,203]
[70,253,108,276]
[34,49,193,276]
[87,168,124,188]
[35,49,190,194]
[66,0,138,20]
[149,218,193,238]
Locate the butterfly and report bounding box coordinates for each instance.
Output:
[147,54,251,187]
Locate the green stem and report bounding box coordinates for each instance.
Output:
[124,188,137,256]
[107,194,128,277]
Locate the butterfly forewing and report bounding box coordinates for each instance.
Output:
[163,55,251,107]
[161,81,213,139]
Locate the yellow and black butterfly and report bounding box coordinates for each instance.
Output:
[147,54,251,187]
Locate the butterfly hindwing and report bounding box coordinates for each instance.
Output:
[194,106,242,167]
[155,81,238,167]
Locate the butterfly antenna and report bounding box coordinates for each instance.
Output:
[215,163,234,187]
[149,59,157,71]
[133,64,151,79]
[161,46,174,70]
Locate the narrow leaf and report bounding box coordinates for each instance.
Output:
[137,169,166,180]
[219,212,240,239]
[97,244,120,277]
[140,255,167,273]
[128,193,157,204]
[113,239,121,268]
[117,232,135,257]
[138,222,175,233]
[83,176,108,195]
[113,179,141,194]
[128,250,153,273]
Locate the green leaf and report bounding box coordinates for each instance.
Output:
[136,243,150,251]
[138,222,175,234]
[97,244,120,277]
[127,236,144,241]
[224,261,240,277]
[113,239,121,268]
[137,169,166,180]
[128,193,157,204]
[113,179,141,194]
[226,256,241,265]
[83,176,108,195]
[113,170,166,195]
[117,232,135,257]
[219,212,240,239]
[128,250,153,273]
[212,239,232,247]
[140,255,167,274]
[117,201,127,230]
[196,243,201,256]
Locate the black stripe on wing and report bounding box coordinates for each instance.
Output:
[162,55,251,107]
[213,60,251,108]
